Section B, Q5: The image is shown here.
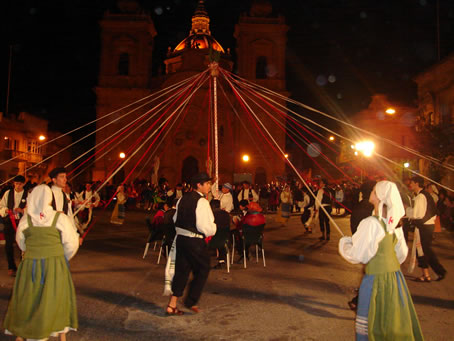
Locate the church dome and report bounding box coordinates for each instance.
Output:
[174,34,224,53]
[172,0,225,54]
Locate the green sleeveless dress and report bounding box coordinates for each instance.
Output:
[356,217,423,341]
[3,212,78,339]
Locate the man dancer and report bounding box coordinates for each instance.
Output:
[0,175,27,276]
[48,167,77,228]
[76,182,100,231]
[407,176,447,282]
[237,181,258,203]
[315,179,333,241]
[166,172,216,315]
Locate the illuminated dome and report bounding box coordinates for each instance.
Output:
[174,34,224,53]
[173,0,225,54]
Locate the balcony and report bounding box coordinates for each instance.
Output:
[0,150,43,164]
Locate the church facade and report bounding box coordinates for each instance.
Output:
[94,0,288,186]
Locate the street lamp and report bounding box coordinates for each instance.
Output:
[329,136,335,141]
[284,153,289,158]
[38,135,46,141]
[385,108,396,115]
[242,154,249,162]
[355,140,375,157]
[119,152,126,159]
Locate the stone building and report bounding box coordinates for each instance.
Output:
[94,0,288,186]
[338,94,419,181]
[414,53,454,188]
[0,112,72,184]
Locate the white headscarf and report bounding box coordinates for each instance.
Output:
[27,184,57,226]
[375,180,405,233]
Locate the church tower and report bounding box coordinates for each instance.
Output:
[234,0,288,92]
[234,0,289,183]
[94,0,157,180]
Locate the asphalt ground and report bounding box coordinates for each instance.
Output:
[0,208,453,340]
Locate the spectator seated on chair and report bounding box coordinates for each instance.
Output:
[236,202,265,260]
[209,199,231,269]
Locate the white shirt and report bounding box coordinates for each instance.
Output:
[237,188,259,203]
[173,191,217,237]
[219,192,234,213]
[211,186,234,213]
[315,187,329,209]
[16,212,79,260]
[0,189,26,218]
[406,190,436,225]
[52,185,77,231]
[76,190,100,209]
[339,216,408,265]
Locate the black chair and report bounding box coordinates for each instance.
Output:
[209,225,231,273]
[157,220,176,265]
[242,224,266,268]
[142,217,164,259]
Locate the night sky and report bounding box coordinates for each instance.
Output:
[2,0,454,134]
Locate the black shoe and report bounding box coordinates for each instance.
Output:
[213,261,225,269]
[326,235,330,241]
[436,272,446,281]
[319,236,325,241]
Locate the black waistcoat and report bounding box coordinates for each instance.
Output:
[7,189,27,210]
[175,191,203,234]
[50,187,69,215]
[412,190,437,227]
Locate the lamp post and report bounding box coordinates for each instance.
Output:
[353,140,375,182]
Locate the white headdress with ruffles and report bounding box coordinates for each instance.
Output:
[375,180,405,233]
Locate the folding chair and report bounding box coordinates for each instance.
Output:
[143,217,164,259]
[157,220,176,265]
[241,224,266,268]
[209,226,231,273]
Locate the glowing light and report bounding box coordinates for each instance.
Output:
[284,154,289,158]
[329,136,335,141]
[355,140,375,157]
[4,136,8,140]
[119,152,126,159]
[242,154,249,162]
[354,151,358,156]
[404,162,410,168]
[38,135,46,141]
[385,108,396,115]
[350,144,355,149]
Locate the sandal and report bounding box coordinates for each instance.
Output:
[415,276,431,283]
[166,305,184,316]
[189,306,200,314]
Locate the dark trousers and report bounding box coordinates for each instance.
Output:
[417,224,446,276]
[3,219,17,271]
[319,206,332,236]
[172,235,211,308]
[300,209,311,225]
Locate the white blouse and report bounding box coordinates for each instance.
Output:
[16,212,80,260]
[339,216,408,265]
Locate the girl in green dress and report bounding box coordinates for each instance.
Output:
[4,184,79,341]
[339,181,424,340]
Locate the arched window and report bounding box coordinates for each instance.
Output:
[256,56,268,79]
[118,53,129,75]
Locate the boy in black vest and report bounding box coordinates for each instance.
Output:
[166,172,216,315]
[0,175,27,276]
[407,176,446,282]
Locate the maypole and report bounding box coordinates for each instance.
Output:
[209,61,219,197]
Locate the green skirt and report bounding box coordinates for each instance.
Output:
[4,255,78,339]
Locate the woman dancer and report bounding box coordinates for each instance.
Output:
[339,181,423,340]
[111,185,127,225]
[4,184,79,341]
